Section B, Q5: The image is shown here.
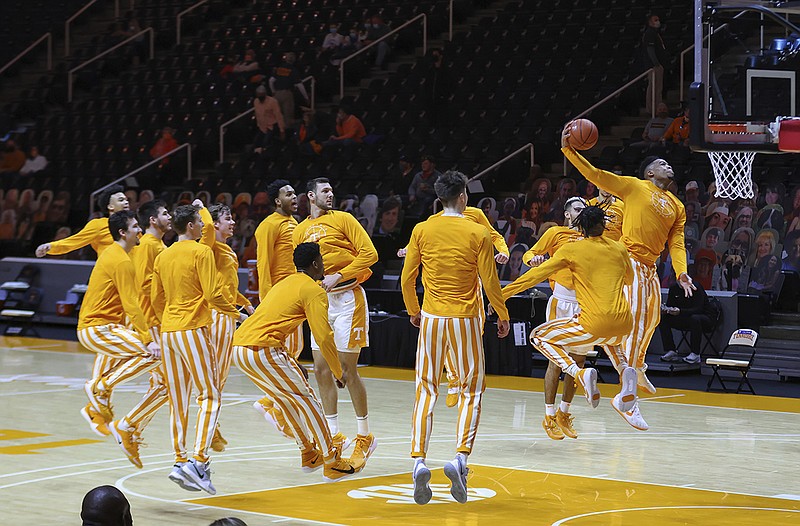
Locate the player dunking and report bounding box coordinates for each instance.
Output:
[151,204,220,494]
[401,171,510,505]
[233,242,359,482]
[562,127,694,430]
[293,178,378,471]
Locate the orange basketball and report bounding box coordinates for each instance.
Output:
[566,119,599,150]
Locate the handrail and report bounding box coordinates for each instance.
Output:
[449,0,454,41]
[301,75,316,110]
[573,68,656,121]
[468,143,534,182]
[89,143,192,216]
[176,0,209,44]
[218,107,255,162]
[340,14,427,99]
[68,28,154,102]
[65,0,100,56]
[0,33,52,76]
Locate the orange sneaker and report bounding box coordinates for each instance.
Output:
[301,447,324,473]
[555,409,578,439]
[349,433,377,472]
[542,414,565,440]
[109,420,143,469]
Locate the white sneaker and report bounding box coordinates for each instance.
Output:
[181,459,216,495]
[618,367,638,412]
[660,350,681,362]
[636,369,657,394]
[611,396,649,431]
[443,456,469,504]
[168,462,201,492]
[252,400,293,439]
[576,368,600,408]
[412,463,432,505]
[683,352,701,364]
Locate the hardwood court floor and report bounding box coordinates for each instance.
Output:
[1,336,799,525]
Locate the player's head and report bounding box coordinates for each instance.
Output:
[307,177,334,211]
[209,519,248,526]
[563,196,588,227]
[638,156,674,186]
[209,203,235,239]
[294,242,324,279]
[573,205,606,238]
[172,204,203,238]
[267,179,297,214]
[98,185,129,215]
[434,170,468,209]
[108,210,141,245]
[81,485,133,526]
[137,199,171,234]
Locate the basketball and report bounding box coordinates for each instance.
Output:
[566,119,599,150]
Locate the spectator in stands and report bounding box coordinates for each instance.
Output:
[478,197,499,225]
[661,106,691,149]
[388,154,415,200]
[33,190,52,223]
[232,49,262,83]
[752,229,778,266]
[641,13,667,112]
[659,281,716,364]
[19,146,48,175]
[407,154,442,218]
[149,127,179,167]
[294,109,322,157]
[498,243,529,281]
[691,248,717,290]
[524,176,553,216]
[334,26,363,63]
[520,199,544,232]
[514,226,536,248]
[496,197,519,244]
[363,15,391,68]
[782,230,800,272]
[546,178,577,223]
[701,227,724,252]
[785,186,800,234]
[734,206,755,230]
[630,102,672,149]
[762,183,784,207]
[749,253,781,291]
[46,192,70,223]
[322,106,366,160]
[219,54,238,79]
[684,180,705,206]
[0,140,26,174]
[705,205,731,234]
[577,180,597,201]
[253,84,286,154]
[269,52,310,129]
[321,23,345,63]
[684,200,702,237]
[424,47,453,129]
[729,227,755,262]
[80,485,133,526]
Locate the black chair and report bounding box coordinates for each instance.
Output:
[676,296,723,357]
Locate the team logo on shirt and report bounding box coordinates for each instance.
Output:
[650,191,675,219]
[304,225,328,242]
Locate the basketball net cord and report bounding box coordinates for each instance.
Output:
[706,151,756,200]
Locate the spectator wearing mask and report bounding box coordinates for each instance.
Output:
[641,13,668,112]
[363,15,391,68]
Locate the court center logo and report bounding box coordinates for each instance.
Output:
[347,483,496,504]
[304,225,328,242]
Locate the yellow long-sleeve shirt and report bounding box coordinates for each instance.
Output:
[255,211,298,300]
[199,208,252,317]
[588,196,625,242]
[293,210,378,286]
[522,225,582,290]
[233,272,343,380]
[401,214,509,320]
[563,147,687,274]
[78,242,152,345]
[49,217,113,256]
[431,206,509,256]
[129,233,166,328]
[503,236,633,338]
[151,239,216,332]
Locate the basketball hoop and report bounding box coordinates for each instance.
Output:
[707,150,756,200]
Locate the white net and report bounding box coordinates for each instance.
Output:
[707,151,756,199]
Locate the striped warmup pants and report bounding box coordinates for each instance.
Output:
[284,324,304,359]
[531,316,627,372]
[234,345,332,454]
[411,313,485,458]
[122,327,168,430]
[443,286,485,386]
[622,258,661,372]
[210,310,237,391]
[78,324,159,395]
[161,327,220,463]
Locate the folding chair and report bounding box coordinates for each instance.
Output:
[676,296,722,357]
[705,329,758,394]
[0,264,42,337]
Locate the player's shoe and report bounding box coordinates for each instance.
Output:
[576,368,600,408]
[555,409,578,439]
[332,432,352,453]
[85,381,113,422]
[618,366,638,412]
[168,462,201,492]
[413,462,432,505]
[80,404,111,437]
[323,451,358,483]
[611,396,649,431]
[109,420,143,469]
[301,447,324,473]
[349,433,377,472]
[443,455,469,504]
[445,379,459,408]
[636,369,657,394]
[210,426,227,452]
[252,400,294,439]
[181,459,216,495]
[542,415,565,440]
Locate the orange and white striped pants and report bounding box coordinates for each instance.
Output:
[161,327,220,464]
[411,313,485,458]
[443,286,484,386]
[284,323,304,359]
[622,258,661,372]
[123,328,168,430]
[234,345,331,454]
[531,316,627,373]
[78,324,158,392]
[210,310,237,391]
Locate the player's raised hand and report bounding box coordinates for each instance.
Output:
[561,123,573,148]
[397,247,407,258]
[192,198,205,208]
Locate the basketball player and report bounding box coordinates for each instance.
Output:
[76,211,161,468]
[398,205,509,408]
[292,178,378,471]
[252,180,303,437]
[563,127,695,430]
[233,242,359,482]
[401,171,510,505]
[503,206,636,417]
[520,196,588,440]
[151,204,220,494]
[588,186,624,242]
[197,200,254,451]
